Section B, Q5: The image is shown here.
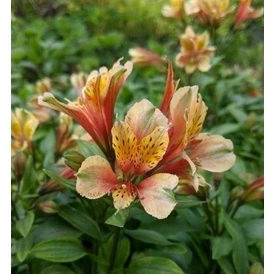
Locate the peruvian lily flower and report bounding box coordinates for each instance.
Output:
[185,0,234,25]
[38,59,132,158]
[162,0,184,19]
[11,108,39,155]
[128,47,165,68]
[175,26,215,74]
[76,99,179,219]
[234,0,263,27]
[158,66,236,190]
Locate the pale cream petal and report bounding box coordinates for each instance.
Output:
[76,155,118,199]
[189,134,236,172]
[125,99,169,139]
[137,173,178,219]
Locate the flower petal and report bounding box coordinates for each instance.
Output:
[111,121,137,173]
[137,173,178,219]
[112,183,137,210]
[125,99,169,140]
[76,156,118,199]
[135,126,169,174]
[189,134,236,172]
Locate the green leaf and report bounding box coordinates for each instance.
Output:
[217,257,236,274]
[212,237,232,260]
[241,218,264,244]
[16,211,35,237]
[97,233,131,274]
[209,123,241,135]
[31,238,86,262]
[32,216,81,243]
[105,208,129,228]
[127,256,184,274]
[43,168,76,191]
[39,128,56,167]
[175,195,206,209]
[125,229,171,245]
[41,264,75,274]
[20,156,37,194]
[76,140,105,158]
[224,214,249,274]
[58,205,101,240]
[15,235,33,262]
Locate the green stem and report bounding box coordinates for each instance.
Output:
[107,228,121,274]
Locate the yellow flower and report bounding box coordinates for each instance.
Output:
[175,26,215,74]
[11,108,39,155]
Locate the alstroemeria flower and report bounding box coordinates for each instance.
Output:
[38,59,132,156]
[175,26,215,74]
[11,108,39,155]
[128,47,164,67]
[76,99,179,219]
[162,0,184,19]
[234,0,263,27]
[185,0,234,25]
[158,67,236,190]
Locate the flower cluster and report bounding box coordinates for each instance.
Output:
[39,60,235,219]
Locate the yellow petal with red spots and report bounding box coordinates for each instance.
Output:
[111,121,137,173]
[134,126,169,174]
[112,183,136,210]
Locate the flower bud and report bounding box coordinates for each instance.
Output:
[38,200,58,213]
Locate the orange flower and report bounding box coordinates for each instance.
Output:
[76,100,178,219]
[158,65,236,190]
[38,59,133,156]
[234,0,263,27]
[175,26,215,74]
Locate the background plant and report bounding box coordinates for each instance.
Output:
[11,1,263,273]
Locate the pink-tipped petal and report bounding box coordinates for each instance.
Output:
[76,156,118,199]
[189,134,236,172]
[137,173,178,219]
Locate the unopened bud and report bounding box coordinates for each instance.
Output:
[242,176,264,202]
[38,200,58,213]
[36,78,51,94]
[63,150,85,171]
[230,186,245,200]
